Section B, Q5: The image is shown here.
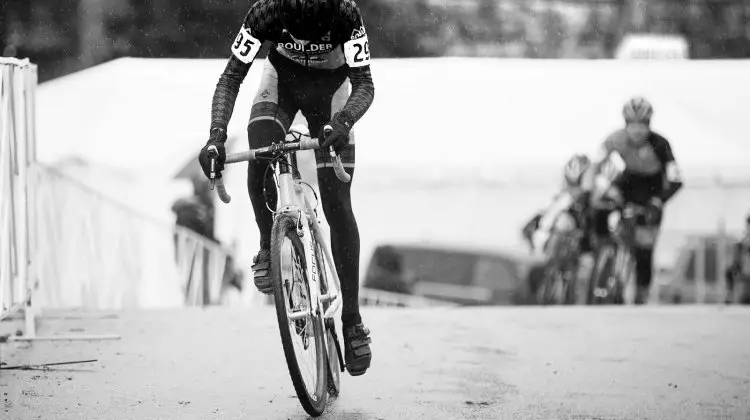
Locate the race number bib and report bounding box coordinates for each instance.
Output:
[231,26,261,64]
[344,35,371,67]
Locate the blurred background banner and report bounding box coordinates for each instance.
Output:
[1,0,749,313]
[4,0,750,82]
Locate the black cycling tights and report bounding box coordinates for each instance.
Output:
[246,120,361,325]
[634,247,654,289]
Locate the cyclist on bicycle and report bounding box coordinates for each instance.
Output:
[523,154,593,259]
[582,97,683,304]
[725,213,750,304]
[196,0,374,376]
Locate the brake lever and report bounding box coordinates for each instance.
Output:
[324,126,336,158]
[209,155,217,190]
[207,145,220,190]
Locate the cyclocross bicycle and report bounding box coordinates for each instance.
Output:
[208,125,349,417]
[587,201,644,305]
[536,225,583,305]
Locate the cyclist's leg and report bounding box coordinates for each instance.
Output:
[633,247,653,304]
[246,59,299,294]
[301,75,371,375]
[586,206,613,302]
[299,76,359,322]
[632,211,661,304]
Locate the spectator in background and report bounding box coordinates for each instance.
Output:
[365,245,409,294]
[171,174,244,301]
[725,213,750,304]
[172,174,215,241]
[3,45,18,57]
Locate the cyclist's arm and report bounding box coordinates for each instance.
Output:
[336,66,374,128]
[336,5,375,128]
[655,136,683,203]
[211,57,252,131]
[581,142,611,198]
[210,6,270,131]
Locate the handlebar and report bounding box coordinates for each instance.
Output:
[209,125,351,204]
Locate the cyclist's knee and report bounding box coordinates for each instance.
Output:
[318,179,354,224]
[246,118,286,181]
[247,115,287,149]
[553,212,576,233]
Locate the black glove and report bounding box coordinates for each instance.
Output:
[522,213,542,244]
[318,117,351,154]
[198,127,227,179]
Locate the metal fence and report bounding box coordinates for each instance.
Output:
[1,58,241,340]
[0,58,36,326]
[31,164,238,312]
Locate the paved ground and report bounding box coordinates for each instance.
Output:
[1,305,749,420]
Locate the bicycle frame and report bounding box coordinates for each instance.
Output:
[209,127,350,349]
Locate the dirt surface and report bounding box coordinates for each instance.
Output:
[1,305,749,419]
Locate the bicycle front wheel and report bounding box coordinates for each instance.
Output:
[271,214,328,417]
[588,244,617,304]
[562,258,580,305]
[615,247,637,304]
[313,237,342,397]
[537,263,564,305]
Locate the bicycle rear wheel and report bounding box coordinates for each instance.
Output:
[271,214,328,417]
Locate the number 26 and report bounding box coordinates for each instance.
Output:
[353,41,370,62]
[233,32,255,57]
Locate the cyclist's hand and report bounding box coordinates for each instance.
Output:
[198,128,227,179]
[522,214,542,239]
[319,118,351,153]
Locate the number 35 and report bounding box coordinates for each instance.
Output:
[353,41,370,62]
[233,32,255,57]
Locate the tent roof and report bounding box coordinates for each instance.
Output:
[37,57,750,185]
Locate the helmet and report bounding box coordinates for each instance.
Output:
[622,97,653,123]
[564,154,591,187]
[280,0,337,40]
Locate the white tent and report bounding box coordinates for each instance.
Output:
[37,57,750,271]
[38,57,750,179]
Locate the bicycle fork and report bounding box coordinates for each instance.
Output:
[592,246,616,300]
[277,171,341,322]
[276,169,319,319]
